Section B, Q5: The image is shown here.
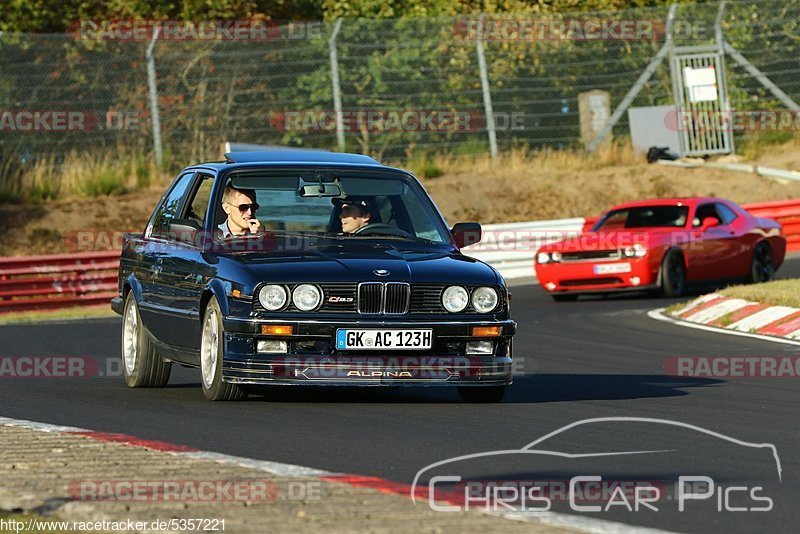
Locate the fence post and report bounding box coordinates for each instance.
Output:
[476,14,498,159]
[587,4,677,152]
[146,28,163,167]
[329,18,346,152]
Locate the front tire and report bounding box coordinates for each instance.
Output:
[747,242,774,284]
[660,250,685,297]
[458,386,507,403]
[201,297,248,401]
[121,292,171,387]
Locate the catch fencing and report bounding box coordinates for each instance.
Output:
[1,200,798,313]
[1,0,799,178]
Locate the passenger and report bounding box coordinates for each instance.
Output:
[219,186,264,237]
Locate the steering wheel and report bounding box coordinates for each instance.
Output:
[353,223,412,237]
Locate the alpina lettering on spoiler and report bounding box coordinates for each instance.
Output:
[346,370,414,378]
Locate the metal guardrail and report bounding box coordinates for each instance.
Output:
[743,200,800,252]
[0,199,797,313]
[0,251,120,313]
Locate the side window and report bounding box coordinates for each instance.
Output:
[187,174,215,224]
[150,172,196,237]
[715,203,738,225]
[692,203,722,227]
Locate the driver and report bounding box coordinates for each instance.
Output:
[335,197,373,234]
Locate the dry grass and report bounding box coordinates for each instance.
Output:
[0,151,168,201]
[0,305,117,325]
[719,279,800,309]
[416,138,800,224]
[3,136,800,256]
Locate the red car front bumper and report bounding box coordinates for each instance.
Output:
[535,256,659,294]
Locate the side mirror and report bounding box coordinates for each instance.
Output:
[169,219,202,245]
[451,222,482,248]
[701,217,719,230]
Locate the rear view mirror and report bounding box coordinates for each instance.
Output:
[701,217,720,230]
[300,184,342,197]
[451,222,482,248]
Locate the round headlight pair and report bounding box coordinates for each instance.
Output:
[622,243,648,258]
[258,284,321,311]
[442,286,498,313]
[536,251,562,264]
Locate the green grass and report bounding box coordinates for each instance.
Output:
[81,166,127,197]
[719,279,800,308]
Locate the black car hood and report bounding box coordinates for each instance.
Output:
[222,242,500,285]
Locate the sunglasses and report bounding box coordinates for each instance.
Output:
[227,202,259,213]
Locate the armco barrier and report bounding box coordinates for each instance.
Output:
[0,199,797,313]
[744,200,800,253]
[462,218,586,280]
[0,251,120,313]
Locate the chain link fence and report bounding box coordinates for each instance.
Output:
[0,0,798,180]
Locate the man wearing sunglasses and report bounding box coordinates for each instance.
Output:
[218,185,265,238]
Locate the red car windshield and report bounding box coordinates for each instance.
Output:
[594,205,689,230]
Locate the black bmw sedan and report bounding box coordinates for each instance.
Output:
[111,149,515,401]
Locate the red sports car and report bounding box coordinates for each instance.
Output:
[535,197,786,301]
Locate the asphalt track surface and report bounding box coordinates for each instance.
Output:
[2,259,800,533]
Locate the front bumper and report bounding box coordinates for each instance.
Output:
[536,257,658,294]
[221,317,515,386]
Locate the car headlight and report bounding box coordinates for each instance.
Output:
[536,251,561,264]
[258,285,288,311]
[472,287,499,313]
[442,286,469,313]
[292,284,322,311]
[622,243,648,258]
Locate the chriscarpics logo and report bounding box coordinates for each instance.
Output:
[411,417,781,515]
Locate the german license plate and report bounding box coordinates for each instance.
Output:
[336,329,433,350]
[593,262,631,274]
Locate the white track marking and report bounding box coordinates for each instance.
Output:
[648,308,800,347]
[0,414,676,533]
[682,298,751,324]
[728,306,799,332]
[670,293,721,317]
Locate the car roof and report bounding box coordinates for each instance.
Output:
[608,197,727,211]
[224,149,381,166]
[185,148,397,174]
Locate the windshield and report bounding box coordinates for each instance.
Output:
[214,170,451,244]
[593,205,689,230]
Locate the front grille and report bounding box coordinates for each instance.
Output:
[561,277,622,287]
[561,250,620,262]
[384,283,410,314]
[321,283,358,312]
[410,284,445,313]
[358,282,383,314]
[255,282,502,315]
